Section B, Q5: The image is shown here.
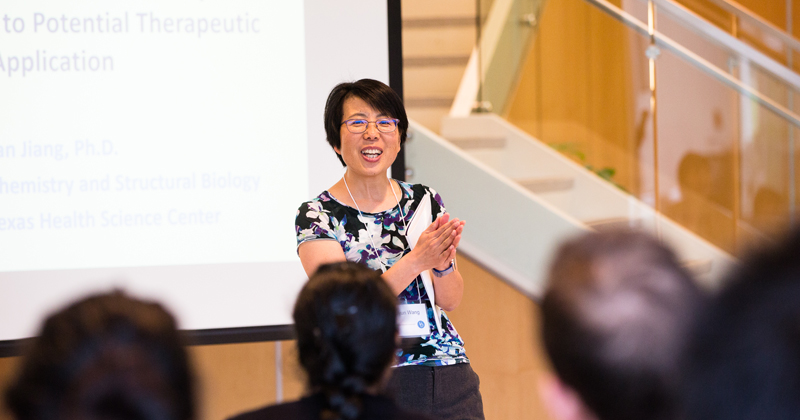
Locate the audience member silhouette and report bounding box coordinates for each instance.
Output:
[5,291,195,420]
[539,230,703,420]
[228,261,432,420]
[682,229,800,420]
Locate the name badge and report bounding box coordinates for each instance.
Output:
[397,303,430,338]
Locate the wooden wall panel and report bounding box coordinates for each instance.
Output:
[587,8,640,193]
[0,357,19,420]
[188,342,276,420]
[794,0,800,39]
[506,36,543,139]
[736,0,787,29]
[538,0,591,149]
[279,340,306,401]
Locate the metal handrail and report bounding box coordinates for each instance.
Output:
[585,0,800,129]
[646,0,800,91]
[705,0,800,54]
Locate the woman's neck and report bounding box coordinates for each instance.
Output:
[349,170,390,198]
[331,170,400,213]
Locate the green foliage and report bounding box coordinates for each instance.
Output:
[548,142,627,192]
[549,142,586,162]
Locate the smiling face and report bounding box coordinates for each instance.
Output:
[335,95,400,179]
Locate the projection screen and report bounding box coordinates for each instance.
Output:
[0,0,391,343]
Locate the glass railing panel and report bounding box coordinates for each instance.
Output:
[720,0,793,68]
[478,0,542,115]
[654,46,740,253]
[736,19,789,67]
[651,0,800,111]
[737,97,796,246]
[743,58,800,115]
[654,45,797,254]
[621,0,650,26]
[670,0,794,68]
[505,0,653,199]
[499,0,800,255]
[655,5,737,72]
[672,0,734,32]
[479,0,497,26]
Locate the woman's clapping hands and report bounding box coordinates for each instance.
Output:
[410,213,465,273]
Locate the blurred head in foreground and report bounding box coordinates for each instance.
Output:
[293,261,398,420]
[682,229,800,420]
[5,291,195,420]
[539,230,703,420]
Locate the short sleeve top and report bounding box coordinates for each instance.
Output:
[295,181,469,367]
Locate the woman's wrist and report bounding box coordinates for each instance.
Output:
[432,260,455,277]
[400,248,428,278]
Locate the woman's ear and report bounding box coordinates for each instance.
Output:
[538,373,598,420]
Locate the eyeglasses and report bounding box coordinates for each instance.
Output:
[341,118,399,134]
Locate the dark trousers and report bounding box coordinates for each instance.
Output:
[386,363,485,420]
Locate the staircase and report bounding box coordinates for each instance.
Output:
[402,0,476,133]
[398,0,800,292]
[405,116,735,296]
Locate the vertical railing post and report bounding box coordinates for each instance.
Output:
[787,0,796,226]
[476,0,484,111]
[729,55,742,254]
[646,0,662,237]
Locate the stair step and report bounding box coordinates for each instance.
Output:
[584,217,643,232]
[682,259,713,275]
[402,0,476,20]
[402,26,476,57]
[406,108,450,133]
[406,97,453,108]
[404,66,465,98]
[448,136,507,149]
[516,177,575,194]
[403,17,476,28]
[404,56,471,67]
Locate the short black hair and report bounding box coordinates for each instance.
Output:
[323,79,408,166]
[542,230,703,420]
[682,229,800,420]
[5,291,195,420]
[294,261,398,420]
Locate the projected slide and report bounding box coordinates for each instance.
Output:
[0,0,390,341]
[0,1,307,271]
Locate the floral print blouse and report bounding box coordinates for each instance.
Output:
[295,181,469,367]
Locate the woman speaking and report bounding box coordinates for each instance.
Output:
[295,79,484,420]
